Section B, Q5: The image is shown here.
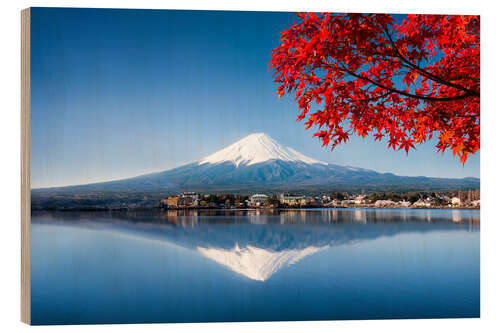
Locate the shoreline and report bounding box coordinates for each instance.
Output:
[31,206,480,213]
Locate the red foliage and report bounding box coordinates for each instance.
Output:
[269,13,479,164]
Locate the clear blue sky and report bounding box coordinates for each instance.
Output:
[30,8,479,188]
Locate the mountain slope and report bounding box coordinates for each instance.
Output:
[34,133,480,194]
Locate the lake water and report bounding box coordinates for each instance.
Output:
[30,209,480,325]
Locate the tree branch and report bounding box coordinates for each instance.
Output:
[350,91,392,102]
[337,64,475,102]
[381,26,480,98]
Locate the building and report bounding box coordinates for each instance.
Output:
[398,200,411,207]
[178,192,200,207]
[279,194,306,206]
[451,197,461,206]
[181,192,200,201]
[159,192,200,208]
[306,197,322,206]
[249,194,270,207]
[159,196,179,208]
[178,196,197,207]
[374,200,396,207]
[413,198,432,207]
[354,195,366,205]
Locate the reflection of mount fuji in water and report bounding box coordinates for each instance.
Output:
[198,244,328,281]
[33,209,480,281]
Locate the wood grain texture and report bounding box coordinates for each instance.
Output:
[21,7,31,325]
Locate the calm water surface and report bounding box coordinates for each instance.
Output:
[31,209,480,324]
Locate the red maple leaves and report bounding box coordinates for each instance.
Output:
[269,13,480,164]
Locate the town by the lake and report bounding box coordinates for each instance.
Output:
[159,189,480,210]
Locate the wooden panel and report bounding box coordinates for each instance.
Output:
[21,7,31,325]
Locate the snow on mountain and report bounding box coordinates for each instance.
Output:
[197,244,329,281]
[198,133,327,167]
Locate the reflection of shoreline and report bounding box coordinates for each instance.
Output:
[31,206,480,213]
[31,207,480,227]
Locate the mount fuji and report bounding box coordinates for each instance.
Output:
[36,133,479,194]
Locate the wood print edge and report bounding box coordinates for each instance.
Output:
[21,7,31,325]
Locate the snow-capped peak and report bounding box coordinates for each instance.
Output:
[198,133,327,167]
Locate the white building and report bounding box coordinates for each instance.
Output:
[279,194,306,206]
[451,197,461,206]
[250,194,269,206]
[374,200,396,207]
[354,195,366,205]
